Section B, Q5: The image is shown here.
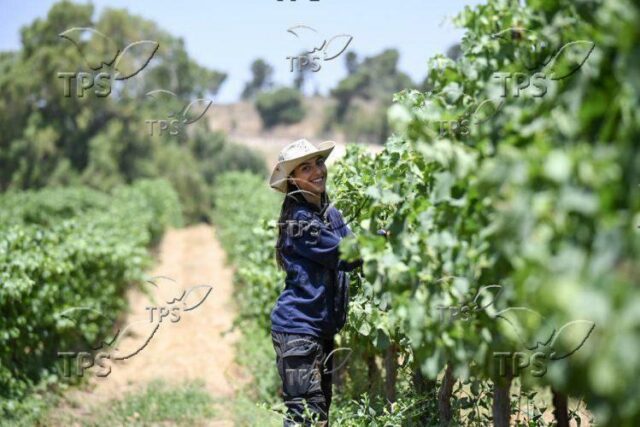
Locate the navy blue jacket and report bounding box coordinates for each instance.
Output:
[270,200,361,339]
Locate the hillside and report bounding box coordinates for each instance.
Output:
[206,96,383,166]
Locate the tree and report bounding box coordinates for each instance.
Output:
[241,58,274,100]
[255,87,305,128]
[327,49,414,142]
[293,51,313,94]
[345,51,359,75]
[446,43,462,61]
[0,1,274,223]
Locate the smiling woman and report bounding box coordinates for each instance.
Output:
[268,138,363,426]
[288,155,328,212]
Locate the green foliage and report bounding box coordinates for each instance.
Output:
[89,380,216,426]
[210,171,443,424]
[0,179,181,416]
[152,142,211,223]
[189,130,267,186]
[330,0,640,424]
[0,382,63,427]
[0,0,234,223]
[211,0,640,424]
[255,87,306,129]
[0,186,110,227]
[333,49,413,109]
[152,129,266,223]
[210,171,284,423]
[211,171,282,330]
[338,101,390,143]
[242,58,274,100]
[233,318,282,406]
[328,49,414,143]
[2,379,217,426]
[330,392,437,426]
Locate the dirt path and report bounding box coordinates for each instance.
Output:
[59,224,248,425]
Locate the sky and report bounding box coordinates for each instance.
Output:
[0,0,483,103]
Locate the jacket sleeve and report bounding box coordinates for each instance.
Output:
[288,209,360,271]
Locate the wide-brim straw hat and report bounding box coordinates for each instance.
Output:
[269,138,336,193]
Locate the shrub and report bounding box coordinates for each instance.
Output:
[255,88,305,128]
[0,180,182,416]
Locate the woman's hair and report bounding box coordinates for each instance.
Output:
[275,178,330,270]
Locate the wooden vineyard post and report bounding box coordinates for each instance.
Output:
[438,362,454,426]
[552,389,569,427]
[384,342,398,404]
[492,374,512,427]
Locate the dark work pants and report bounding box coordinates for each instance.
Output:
[271,330,335,426]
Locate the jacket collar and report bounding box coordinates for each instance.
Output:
[299,193,331,219]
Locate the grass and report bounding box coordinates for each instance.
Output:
[227,317,284,426]
[87,379,216,426]
[227,394,282,427]
[10,379,219,427]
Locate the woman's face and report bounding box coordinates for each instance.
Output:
[290,155,327,196]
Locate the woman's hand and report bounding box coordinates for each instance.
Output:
[377,229,390,238]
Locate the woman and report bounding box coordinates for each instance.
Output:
[269,138,362,426]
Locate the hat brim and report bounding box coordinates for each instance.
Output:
[269,141,335,193]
